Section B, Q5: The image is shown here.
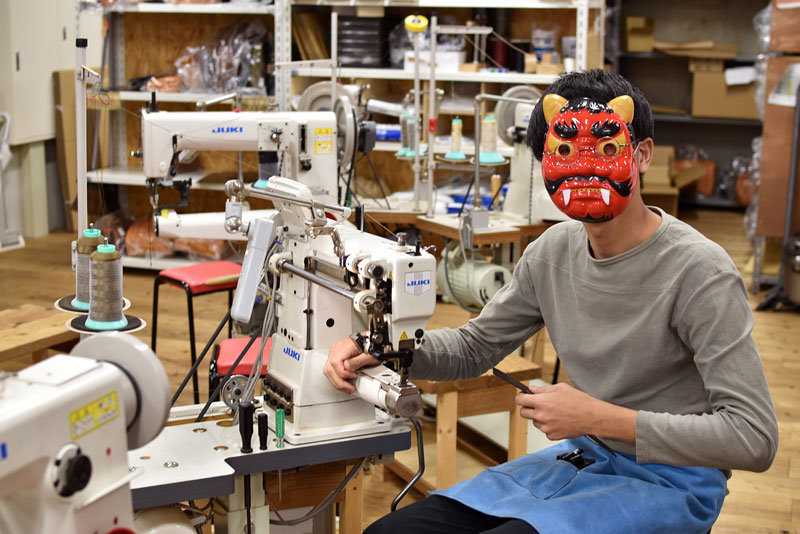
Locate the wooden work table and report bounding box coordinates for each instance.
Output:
[0,304,80,364]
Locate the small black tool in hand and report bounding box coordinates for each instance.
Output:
[492,367,617,457]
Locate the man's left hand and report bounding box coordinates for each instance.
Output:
[515,382,637,445]
[516,382,600,440]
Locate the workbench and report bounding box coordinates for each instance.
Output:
[129,401,413,534]
[0,304,79,364]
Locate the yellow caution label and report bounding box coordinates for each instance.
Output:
[69,391,119,441]
[315,128,333,155]
[400,331,408,340]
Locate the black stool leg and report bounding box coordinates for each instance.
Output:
[184,283,200,405]
[227,289,234,339]
[151,277,162,351]
[209,344,221,401]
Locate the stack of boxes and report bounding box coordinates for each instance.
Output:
[756,3,800,242]
[622,15,758,120]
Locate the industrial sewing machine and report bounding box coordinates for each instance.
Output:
[137,107,340,210]
[224,176,436,444]
[0,332,171,534]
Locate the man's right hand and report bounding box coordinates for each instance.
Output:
[323,336,380,393]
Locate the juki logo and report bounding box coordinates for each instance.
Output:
[405,271,432,296]
[283,347,301,361]
[211,126,243,134]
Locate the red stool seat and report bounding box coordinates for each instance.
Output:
[217,336,271,375]
[158,260,241,294]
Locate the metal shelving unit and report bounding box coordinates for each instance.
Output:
[293,0,602,6]
[291,0,601,77]
[83,0,292,269]
[103,0,291,165]
[292,66,560,85]
[104,2,278,14]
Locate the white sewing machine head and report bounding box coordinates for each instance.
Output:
[0,333,170,534]
[137,108,339,208]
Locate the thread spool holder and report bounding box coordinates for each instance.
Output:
[420,18,493,216]
[471,93,539,210]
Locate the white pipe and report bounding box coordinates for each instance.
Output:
[412,30,421,211]
[155,209,277,241]
[76,39,88,235]
[427,16,437,218]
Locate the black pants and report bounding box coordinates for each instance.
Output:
[364,495,538,534]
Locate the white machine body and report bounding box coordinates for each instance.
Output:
[232,178,436,444]
[156,208,277,241]
[140,110,339,198]
[436,240,512,309]
[0,333,170,534]
[507,103,569,224]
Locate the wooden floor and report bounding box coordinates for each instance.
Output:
[1,208,798,533]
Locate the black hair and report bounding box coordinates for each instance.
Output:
[526,70,654,162]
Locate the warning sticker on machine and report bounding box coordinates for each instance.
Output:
[405,271,432,296]
[315,128,333,155]
[69,391,119,441]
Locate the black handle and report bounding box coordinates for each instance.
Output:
[258,412,269,450]
[239,401,255,453]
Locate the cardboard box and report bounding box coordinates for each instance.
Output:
[647,145,711,191]
[769,1,800,54]
[623,17,654,53]
[642,145,678,216]
[655,41,739,59]
[757,55,800,239]
[691,71,758,120]
[535,53,563,75]
[458,62,485,73]
[689,58,724,73]
[523,53,538,73]
[403,51,466,74]
[645,145,674,187]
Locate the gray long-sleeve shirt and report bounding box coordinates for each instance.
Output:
[412,208,778,472]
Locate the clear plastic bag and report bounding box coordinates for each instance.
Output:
[753,5,772,53]
[175,21,267,93]
[743,136,763,241]
[124,218,174,258]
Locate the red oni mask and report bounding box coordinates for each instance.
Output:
[541,94,638,223]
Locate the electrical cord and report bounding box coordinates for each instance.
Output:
[364,151,392,210]
[196,334,258,422]
[171,309,232,407]
[391,415,425,511]
[456,179,475,217]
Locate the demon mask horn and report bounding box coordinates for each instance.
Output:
[543,94,568,123]
[543,94,635,124]
[607,95,634,124]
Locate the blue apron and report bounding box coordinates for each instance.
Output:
[432,436,727,534]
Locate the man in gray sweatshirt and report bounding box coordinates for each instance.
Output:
[324,70,778,534]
